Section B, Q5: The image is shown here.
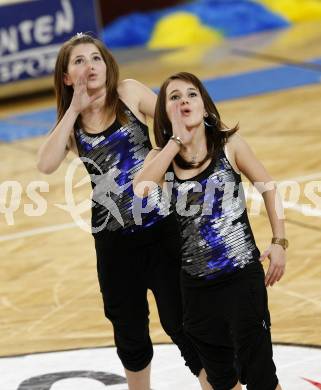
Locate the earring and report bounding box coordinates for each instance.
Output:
[204,112,210,127]
[204,118,211,127]
[204,113,218,127]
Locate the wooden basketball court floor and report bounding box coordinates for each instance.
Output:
[0,20,320,387]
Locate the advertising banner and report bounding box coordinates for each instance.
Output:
[0,0,100,97]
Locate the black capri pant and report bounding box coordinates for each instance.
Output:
[95,214,202,375]
[181,261,279,390]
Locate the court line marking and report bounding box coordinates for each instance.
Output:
[0,283,97,342]
[275,286,321,308]
[232,48,321,72]
[282,172,321,183]
[0,222,81,242]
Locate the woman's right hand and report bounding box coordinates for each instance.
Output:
[70,67,105,114]
[168,102,193,146]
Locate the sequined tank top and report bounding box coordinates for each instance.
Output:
[172,148,260,280]
[74,103,171,236]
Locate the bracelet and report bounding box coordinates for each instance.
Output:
[170,135,183,147]
[271,237,289,250]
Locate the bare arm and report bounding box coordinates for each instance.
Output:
[133,101,192,197]
[137,81,157,118]
[133,141,180,198]
[37,107,78,174]
[231,134,285,237]
[229,134,286,286]
[118,79,157,121]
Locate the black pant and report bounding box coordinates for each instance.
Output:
[181,261,279,390]
[95,214,202,375]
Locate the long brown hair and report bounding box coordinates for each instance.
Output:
[54,33,127,130]
[154,72,238,169]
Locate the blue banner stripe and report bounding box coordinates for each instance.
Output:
[1,59,321,142]
[203,59,321,102]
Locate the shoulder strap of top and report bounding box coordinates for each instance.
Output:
[223,144,241,175]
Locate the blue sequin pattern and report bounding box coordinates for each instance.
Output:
[173,150,260,279]
[74,108,171,235]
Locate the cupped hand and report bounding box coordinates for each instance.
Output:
[70,67,105,113]
[168,102,193,146]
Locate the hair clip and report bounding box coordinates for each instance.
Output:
[76,32,84,38]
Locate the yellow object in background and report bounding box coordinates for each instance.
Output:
[148,12,222,49]
[258,0,321,22]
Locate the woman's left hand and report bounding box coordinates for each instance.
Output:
[259,244,286,287]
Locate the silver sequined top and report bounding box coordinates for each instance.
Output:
[172,149,260,280]
[74,104,171,236]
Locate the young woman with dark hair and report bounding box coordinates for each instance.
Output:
[134,72,287,390]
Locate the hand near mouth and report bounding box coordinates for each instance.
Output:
[70,67,105,113]
[168,102,193,146]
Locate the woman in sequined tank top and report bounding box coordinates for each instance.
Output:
[37,37,209,390]
[172,147,260,280]
[134,72,287,390]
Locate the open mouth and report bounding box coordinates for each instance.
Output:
[181,108,191,116]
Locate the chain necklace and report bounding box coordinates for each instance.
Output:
[182,145,206,164]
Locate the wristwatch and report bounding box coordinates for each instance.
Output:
[271,237,289,250]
